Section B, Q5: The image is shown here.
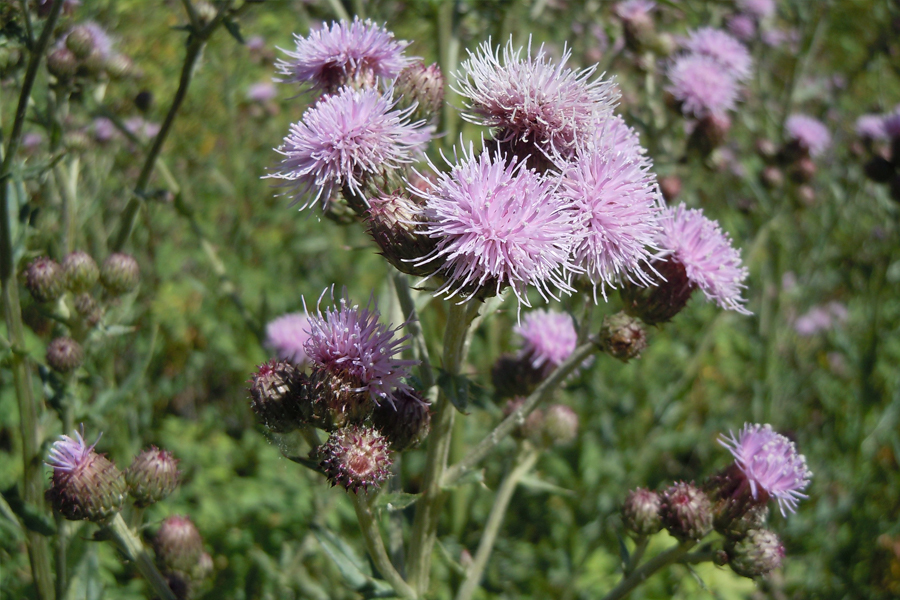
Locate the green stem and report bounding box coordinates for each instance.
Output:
[103,513,177,600]
[454,446,538,600]
[601,541,696,600]
[0,3,67,598]
[678,549,719,565]
[624,536,648,577]
[351,493,417,600]
[437,1,461,154]
[407,300,477,594]
[443,341,598,488]
[391,272,434,390]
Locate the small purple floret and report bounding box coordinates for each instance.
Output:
[785,114,831,158]
[515,309,578,369]
[46,427,98,473]
[666,54,739,118]
[265,312,313,366]
[682,27,753,82]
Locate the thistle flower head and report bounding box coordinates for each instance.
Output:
[727,15,757,42]
[270,86,430,210]
[682,27,753,82]
[64,22,113,59]
[265,312,313,366]
[719,423,812,516]
[47,427,97,473]
[454,38,619,160]
[592,114,649,166]
[276,18,413,92]
[657,204,750,314]
[737,0,776,20]
[558,144,662,296]
[319,425,393,492]
[785,114,831,158]
[883,108,900,138]
[415,142,579,304]
[304,290,417,407]
[514,308,578,369]
[855,114,888,141]
[666,54,739,118]
[125,447,180,508]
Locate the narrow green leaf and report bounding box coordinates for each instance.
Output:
[373,491,420,511]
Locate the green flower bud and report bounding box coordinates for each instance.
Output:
[24,257,64,303]
[660,482,713,541]
[63,251,99,292]
[622,488,663,537]
[319,425,393,493]
[65,26,95,59]
[248,360,304,433]
[100,253,140,295]
[125,447,180,507]
[727,528,784,578]
[46,337,84,373]
[47,47,78,79]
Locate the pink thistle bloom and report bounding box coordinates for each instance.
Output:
[855,114,887,140]
[304,290,418,407]
[557,144,662,297]
[276,18,413,92]
[265,312,312,366]
[414,141,579,304]
[666,54,739,118]
[727,14,757,42]
[454,38,619,160]
[719,423,812,516]
[657,204,750,314]
[46,427,98,473]
[270,86,429,210]
[593,114,649,166]
[785,114,831,158]
[246,81,277,103]
[682,27,753,82]
[124,117,160,140]
[737,0,776,20]
[883,107,900,138]
[614,0,656,21]
[515,308,578,369]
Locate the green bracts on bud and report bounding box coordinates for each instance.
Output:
[126,447,180,507]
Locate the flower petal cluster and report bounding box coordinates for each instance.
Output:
[719,423,812,515]
[592,114,649,166]
[304,291,417,406]
[666,54,739,118]
[657,204,750,314]
[415,142,579,303]
[265,312,313,366]
[682,27,753,82]
[270,86,429,209]
[454,39,619,159]
[47,427,97,473]
[514,308,578,369]
[558,143,662,295]
[785,114,831,158]
[276,17,413,92]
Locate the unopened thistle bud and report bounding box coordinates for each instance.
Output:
[45,429,126,522]
[597,312,647,362]
[100,253,140,295]
[125,447,180,507]
[47,337,84,373]
[688,113,731,157]
[395,61,445,121]
[63,251,99,293]
[542,404,579,446]
[74,293,102,327]
[48,47,78,79]
[366,193,439,278]
[104,53,133,79]
[79,49,107,77]
[319,425,393,493]
[248,360,303,433]
[301,367,375,431]
[660,482,713,541]
[622,488,663,537]
[491,354,545,399]
[726,528,784,578]
[66,26,95,59]
[621,260,695,325]
[371,388,431,452]
[155,515,205,575]
[24,257,64,303]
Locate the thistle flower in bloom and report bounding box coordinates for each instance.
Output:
[855,114,887,141]
[515,308,577,369]
[883,108,900,139]
[275,18,413,93]
[454,39,619,161]
[246,81,277,103]
[657,203,750,314]
[785,114,831,158]
[666,54,739,118]
[304,290,417,407]
[265,312,312,366]
[727,15,757,42]
[593,114,649,166]
[270,86,429,210]
[737,0,776,20]
[682,28,753,82]
[415,142,578,304]
[557,144,662,297]
[615,0,657,21]
[719,423,812,516]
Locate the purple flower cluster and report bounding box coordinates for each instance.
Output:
[514,309,578,369]
[855,105,900,141]
[785,114,831,158]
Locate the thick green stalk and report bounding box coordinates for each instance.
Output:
[351,493,417,600]
[601,541,696,600]
[407,300,476,594]
[454,446,538,600]
[0,2,66,598]
[103,514,177,600]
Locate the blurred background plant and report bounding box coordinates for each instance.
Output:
[1,0,899,599]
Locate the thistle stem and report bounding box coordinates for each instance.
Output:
[624,536,649,577]
[103,513,177,600]
[351,493,417,600]
[601,541,696,600]
[454,446,538,600]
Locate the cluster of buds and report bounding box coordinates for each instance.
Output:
[855,108,900,202]
[620,423,811,580]
[504,399,579,448]
[154,515,213,599]
[46,22,133,83]
[45,429,181,521]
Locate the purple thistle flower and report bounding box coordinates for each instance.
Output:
[785,114,831,158]
[557,144,662,297]
[855,114,888,140]
[270,86,430,210]
[414,141,579,304]
[682,28,753,82]
[515,308,578,369]
[246,81,277,103]
[46,426,98,473]
[737,0,776,20]
[454,38,619,160]
[727,14,757,42]
[666,54,740,118]
[91,117,118,143]
[265,312,313,366]
[719,423,812,516]
[276,18,413,92]
[61,22,113,58]
[657,204,750,314]
[593,114,649,166]
[304,290,417,407]
[614,0,657,21]
[883,107,900,138]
